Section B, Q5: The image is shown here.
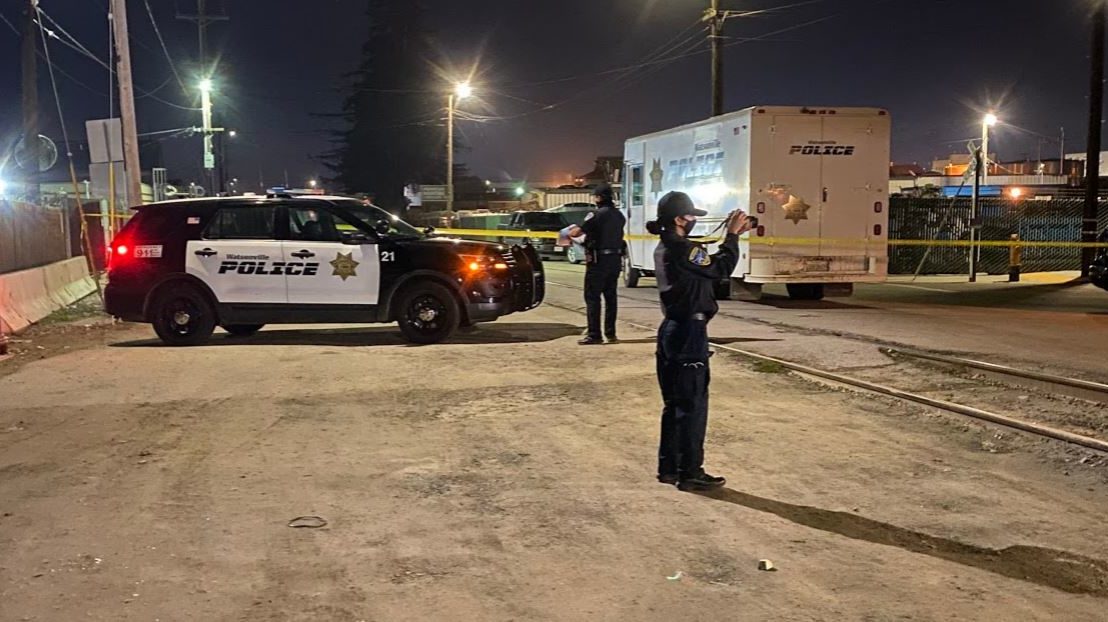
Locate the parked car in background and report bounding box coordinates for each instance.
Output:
[498,211,570,259]
[546,203,596,264]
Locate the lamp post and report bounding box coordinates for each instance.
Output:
[447,82,472,213]
[982,112,998,185]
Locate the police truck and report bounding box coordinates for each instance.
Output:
[623,106,891,300]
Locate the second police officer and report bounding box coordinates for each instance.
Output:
[570,183,626,345]
[647,191,753,491]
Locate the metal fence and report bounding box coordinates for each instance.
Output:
[888,197,1108,274]
[0,200,83,274]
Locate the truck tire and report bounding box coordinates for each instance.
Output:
[624,263,642,288]
[222,324,265,337]
[786,284,825,301]
[396,280,460,344]
[151,283,217,346]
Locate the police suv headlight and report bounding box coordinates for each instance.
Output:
[460,254,509,273]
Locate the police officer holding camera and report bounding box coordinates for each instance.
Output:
[647,191,752,491]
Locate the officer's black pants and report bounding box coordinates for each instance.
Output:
[656,317,711,478]
[583,255,621,339]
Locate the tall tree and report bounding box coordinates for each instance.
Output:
[323,1,445,208]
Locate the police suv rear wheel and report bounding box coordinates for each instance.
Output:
[222,324,265,337]
[397,281,460,344]
[151,284,217,346]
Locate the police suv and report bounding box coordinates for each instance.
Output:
[104,196,545,345]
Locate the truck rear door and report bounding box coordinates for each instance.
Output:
[819,114,886,263]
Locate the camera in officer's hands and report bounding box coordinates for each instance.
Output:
[725,210,757,231]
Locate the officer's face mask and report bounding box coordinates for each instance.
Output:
[679,215,697,232]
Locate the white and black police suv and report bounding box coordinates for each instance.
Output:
[104,196,545,345]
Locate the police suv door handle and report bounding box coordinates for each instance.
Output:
[194,248,217,257]
[291,250,316,259]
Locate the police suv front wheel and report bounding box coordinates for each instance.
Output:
[396,281,460,344]
[151,284,217,346]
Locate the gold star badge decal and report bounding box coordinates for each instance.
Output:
[330,252,359,281]
[782,195,811,225]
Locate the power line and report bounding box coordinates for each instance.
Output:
[35,6,200,111]
[143,0,189,94]
[0,10,108,97]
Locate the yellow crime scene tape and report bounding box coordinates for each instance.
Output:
[435,228,1108,249]
[84,218,1107,249]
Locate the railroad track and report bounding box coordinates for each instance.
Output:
[542,271,1108,455]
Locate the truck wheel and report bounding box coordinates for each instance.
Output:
[624,264,642,288]
[397,281,460,344]
[222,324,265,337]
[786,284,825,301]
[151,283,217,346]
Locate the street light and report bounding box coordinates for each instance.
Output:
[308,179,318,188]
[982,112,999,185]
[228,130,237,138]
[447,81,473,213]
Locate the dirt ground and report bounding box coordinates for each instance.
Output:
[1,302,1107,621]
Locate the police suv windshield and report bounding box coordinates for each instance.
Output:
[331,201,424,238]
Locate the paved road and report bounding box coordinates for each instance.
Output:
[543,262,1108,378]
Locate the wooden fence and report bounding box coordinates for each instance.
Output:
[0,200,74,274]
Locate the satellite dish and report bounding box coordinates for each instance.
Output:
[14,134,59,172]
[163,184,179,197]
[192,185,207,197]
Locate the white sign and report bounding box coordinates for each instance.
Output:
[204,153,215,169]
[421,185,448,201]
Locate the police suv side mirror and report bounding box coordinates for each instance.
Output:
[374,220,391,235]
[424,226,435,235]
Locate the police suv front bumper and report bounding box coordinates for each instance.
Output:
[465,244,545,322]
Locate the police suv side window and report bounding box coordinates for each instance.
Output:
[204,207,277,240]
[288,207,357,242]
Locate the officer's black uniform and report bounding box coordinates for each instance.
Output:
[579,185,626,343]
[652,192,739,490]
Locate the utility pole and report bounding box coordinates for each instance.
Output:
[1083,0,1106,277]
[708,0,724,116]
[178,0,228,194]
[969,146,982,282]
[110,0,144,213]
[21,0,39,202]
[447,92,455,212]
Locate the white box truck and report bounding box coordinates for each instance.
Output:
[622,106,891,300]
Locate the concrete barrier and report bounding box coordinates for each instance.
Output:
[0,257,96,336]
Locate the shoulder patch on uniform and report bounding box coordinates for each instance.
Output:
[583,212,595,221]
[689,246,711,266]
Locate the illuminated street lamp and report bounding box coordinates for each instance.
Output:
[447,82,473,213]
[982,112,999,185]
[308,179,318,188]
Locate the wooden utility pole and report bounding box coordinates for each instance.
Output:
[1083,0,1106,277]
[110,0,144,213]
[21,0,39,200]
[708,0,723,117]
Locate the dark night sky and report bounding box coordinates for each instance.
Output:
[0,0,1102,190]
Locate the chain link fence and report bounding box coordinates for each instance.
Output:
[888,196,1108,274]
